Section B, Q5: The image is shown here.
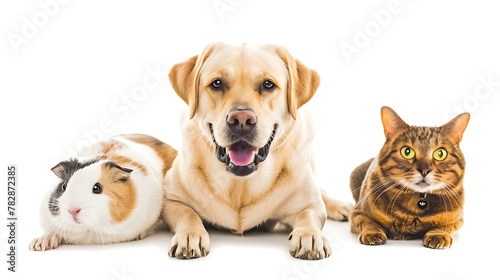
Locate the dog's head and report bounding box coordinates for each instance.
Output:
[169,42,319,176]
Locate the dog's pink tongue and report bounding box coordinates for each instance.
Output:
[229,147,257,166]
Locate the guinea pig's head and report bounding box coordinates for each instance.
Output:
[47,158,136,231]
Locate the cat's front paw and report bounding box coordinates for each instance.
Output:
[423,232,453,249]
[359,230,387,246]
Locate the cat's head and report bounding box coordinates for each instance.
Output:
[378,106,470,193]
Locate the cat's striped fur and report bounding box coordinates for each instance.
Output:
[349,106,470,249]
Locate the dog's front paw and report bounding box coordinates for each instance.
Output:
[423,231,452,249]
[168,230,210,259]
[288,228,331,260]
[29,234,61,251]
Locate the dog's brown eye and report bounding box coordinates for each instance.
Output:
[263,80,275,90]
[211,79,223,90]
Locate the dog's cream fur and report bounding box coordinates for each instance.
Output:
[162,42,352,259]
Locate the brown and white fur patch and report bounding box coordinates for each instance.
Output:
[29,134,177,251]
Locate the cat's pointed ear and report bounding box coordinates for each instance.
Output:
[442,112,470,144]
[381,106,409,139]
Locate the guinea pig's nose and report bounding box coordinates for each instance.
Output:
[68,208,81,218]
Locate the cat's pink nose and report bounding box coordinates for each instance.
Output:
[418,168,431,177]
[417,160,432,177]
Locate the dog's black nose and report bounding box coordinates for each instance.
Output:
[226,109,257,133]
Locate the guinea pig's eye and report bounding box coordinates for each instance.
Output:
[92,183,102,194]
[210,79,223,90]
[262,80,275,90]
[61,182,67,191]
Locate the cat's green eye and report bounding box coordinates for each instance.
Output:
[400,146,415,159]
[433,148,448,161]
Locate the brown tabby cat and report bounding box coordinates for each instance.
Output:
[349,106,470,249]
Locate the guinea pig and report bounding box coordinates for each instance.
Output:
[29,134,177,251]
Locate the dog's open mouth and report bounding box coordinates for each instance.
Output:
[211,125,276,176]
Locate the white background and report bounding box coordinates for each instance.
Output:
[1,0,500,279]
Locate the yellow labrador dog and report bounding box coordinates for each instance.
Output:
[162,42,352,260]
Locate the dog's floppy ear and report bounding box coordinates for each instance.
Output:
[275,46,320,119]
[168,45,214,119]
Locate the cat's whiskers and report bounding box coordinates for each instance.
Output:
[437,190,453,232]
[357,175,403,214]
[358,170,420,216]
[351,166,385,205]
[354,176,386,207]
[370,180,401,214]
[438,181,465,206]
[387,180,413,215]
[349,107,468,246]
[437,181,465,232]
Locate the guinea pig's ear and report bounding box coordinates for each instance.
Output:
[105,161,133,183]
[51,161,69,180]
